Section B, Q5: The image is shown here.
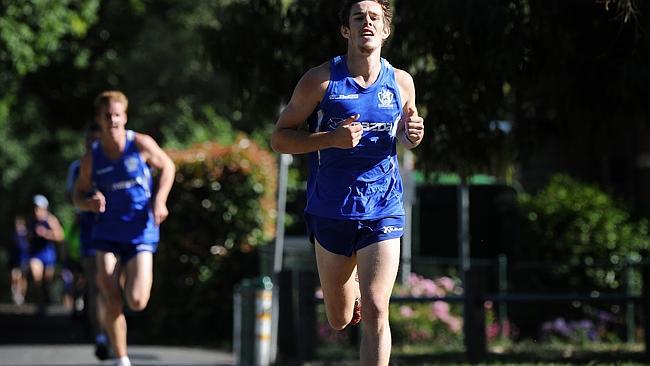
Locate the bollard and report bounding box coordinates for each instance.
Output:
[234,276,273,366]
[255,277,273,366]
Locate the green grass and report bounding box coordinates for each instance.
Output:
[305,341,649,366]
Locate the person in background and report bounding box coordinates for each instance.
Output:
[73,90,175,366]
[66,123,112,360]
[9,215,30,305]
[28,194,64,312]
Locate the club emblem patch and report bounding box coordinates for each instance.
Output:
[377,88,394,109]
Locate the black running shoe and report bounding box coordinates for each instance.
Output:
[94,342,113,361]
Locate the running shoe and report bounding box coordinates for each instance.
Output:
[350,298,362,325]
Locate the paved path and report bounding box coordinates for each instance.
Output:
[0,344,235,366]
[0,303,236,366]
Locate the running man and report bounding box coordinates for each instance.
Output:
[66,123,112,360]
[28,194,64,311]
[9,215,30,305]
[271,1,424,365]
[73,90,175,366]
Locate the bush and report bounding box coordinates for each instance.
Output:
[517,174,650,290]
[136,136,277,345]
[511,174,650,339]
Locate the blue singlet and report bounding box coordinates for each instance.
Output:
[305,56,404,220]
[91,130,159,245]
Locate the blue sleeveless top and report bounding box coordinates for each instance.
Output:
[91,130,159,244]
[305,56,404,220]
[67,159,96,247]
[29,218,54,254]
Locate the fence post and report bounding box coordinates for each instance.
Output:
[276,270,295,364]
[625,257,636,343]
[297,271,317,362]
[497,254,508,339]
[464,266,487,363]
[276,270,317,364]
[641,264,650,360]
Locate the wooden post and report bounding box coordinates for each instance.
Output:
[642,266,650,361]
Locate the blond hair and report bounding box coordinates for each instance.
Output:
[94,90,129,115]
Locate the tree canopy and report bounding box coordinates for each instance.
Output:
[0,0,648,225]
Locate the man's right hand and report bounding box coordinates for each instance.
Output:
[331,114,363,149]
[87,191,106,213]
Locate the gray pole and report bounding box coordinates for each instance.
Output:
[400,150,415,285]
[458,179,471,280]
[270,153,291,364]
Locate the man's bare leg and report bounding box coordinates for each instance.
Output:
[356,239,400,366]
[314,241,360,330]
[96,251,127,358]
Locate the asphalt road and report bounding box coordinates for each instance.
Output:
[0,303,236,366]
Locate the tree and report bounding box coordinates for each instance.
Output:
[0,0,100,223]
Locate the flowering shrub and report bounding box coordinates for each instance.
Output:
[541,318,598,343]
[540,307,622,344]
[136,137,277,344]
[389,273,464,345]
[484,300,519,343]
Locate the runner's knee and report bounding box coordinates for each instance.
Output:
[360,296,388,322]
[125,290,150,311]
[325,302,353,330]
[327,314,350,331]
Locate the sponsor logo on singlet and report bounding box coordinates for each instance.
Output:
[329,94,359,100]
[96,166,114,175]
[381,225,403,234]
[327,117,392,132]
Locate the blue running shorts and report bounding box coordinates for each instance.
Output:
[93,240,158,263]
[305,213,405,257]
[30,246,57,268]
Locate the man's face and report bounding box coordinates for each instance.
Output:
[342,1,389,52]
[34,206,48,220]
[96,101,127,137]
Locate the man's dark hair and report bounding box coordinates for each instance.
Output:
[339,0,392,30]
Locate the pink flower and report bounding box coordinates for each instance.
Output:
[445,316,463,333]
[436,276,456,292]
[400,305,415,318]
[486,323,501,340]
[432,301,451,320]
[409,273,422,288]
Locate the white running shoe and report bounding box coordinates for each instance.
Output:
[114,356,131,366]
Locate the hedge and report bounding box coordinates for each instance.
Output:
[133,136,277,345]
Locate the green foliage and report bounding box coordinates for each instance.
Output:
[143,137,277,344]
[0,0,99,75]
[518,174,649,290]
[389,1,523,178]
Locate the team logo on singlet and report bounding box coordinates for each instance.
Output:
[377,88,394,109]
[125,157,139,172]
